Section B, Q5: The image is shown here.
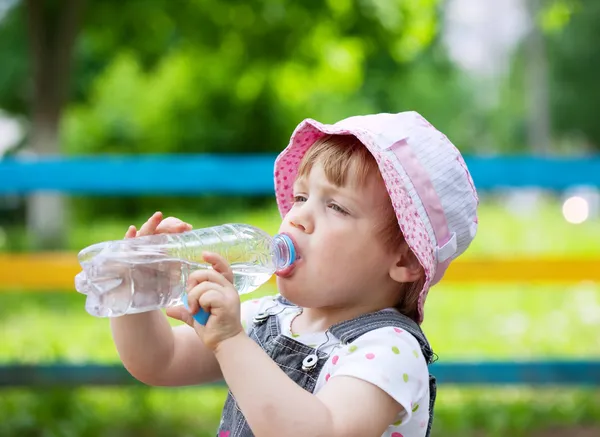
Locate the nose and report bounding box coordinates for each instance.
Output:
[288,207,314,234]
[291,219,307,232]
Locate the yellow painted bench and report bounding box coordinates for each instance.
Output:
[0,253,598,291]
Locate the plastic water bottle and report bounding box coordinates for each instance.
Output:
[75,223,296,325]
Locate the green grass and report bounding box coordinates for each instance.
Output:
[3,194,600,258]
[0,386,599,437]
[1,283,599,363]
[1,196,600,436]
[1,285,598,436]
[67,196,600,258]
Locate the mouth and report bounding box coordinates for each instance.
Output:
[276,233,302,278]
[275,263,295,278]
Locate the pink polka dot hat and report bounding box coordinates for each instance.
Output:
[274,111,479,324]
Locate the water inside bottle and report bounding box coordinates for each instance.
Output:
[82,258,275,317]
[230,263,274,295]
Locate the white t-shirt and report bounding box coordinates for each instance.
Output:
[241,295,431,437]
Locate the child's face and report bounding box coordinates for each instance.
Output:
[277,159,400,309]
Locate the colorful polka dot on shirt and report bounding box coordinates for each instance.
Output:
[332,355,339,365]
[392,346,400,354]
[348,345,358,353]
[366,353,376,360]
[403,373,409,382]
[391,433,404,437]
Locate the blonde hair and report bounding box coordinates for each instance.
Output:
[297,134,424,322]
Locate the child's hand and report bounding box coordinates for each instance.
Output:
[168,252,243,351]
[124,211,193,239]
[117,212,194,307]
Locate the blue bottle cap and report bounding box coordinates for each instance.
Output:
[278,234,296,266]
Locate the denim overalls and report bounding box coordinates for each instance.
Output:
[217,297,437,437]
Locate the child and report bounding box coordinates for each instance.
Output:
[113,111,479,437]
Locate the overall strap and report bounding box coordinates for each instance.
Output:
[329,309,435,364]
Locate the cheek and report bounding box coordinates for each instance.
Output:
[314,230,390,275]
[311,235,363,273]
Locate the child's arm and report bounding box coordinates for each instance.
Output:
[110,311,222,386]
[185,254,404,437]
[110,212,222,386]
[216,333,402,437]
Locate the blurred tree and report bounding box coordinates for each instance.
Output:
[488,0,598,154]
[0,0,85,248]
[62,0,447,156]
[546,0,600,151]
[0,0,480,237]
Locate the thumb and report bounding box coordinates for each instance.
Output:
[166,305,196,327]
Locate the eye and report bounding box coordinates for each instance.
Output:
[329,203,349,215]
[293,195,307,203]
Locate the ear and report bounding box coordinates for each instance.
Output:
[389,243,423,283]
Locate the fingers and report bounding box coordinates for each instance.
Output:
[156,216,193,234]
[185,280,223,314]
[198,289,225,314]
[165,305,196,327]
[202,252,234,283]
[188,268,232,290]
[125,212,192,240]
[137,211,163,237]
[124,225,137,239]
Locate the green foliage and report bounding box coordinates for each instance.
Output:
[0,3,29,116]
[2,283,600,365]
[547,0,600,149]
[0,386,599,437]
[540,0,579,33]
[490,0,600,153]
[0,0,454,157]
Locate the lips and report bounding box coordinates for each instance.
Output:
[275,263,296,278]
[275,255,302,278]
